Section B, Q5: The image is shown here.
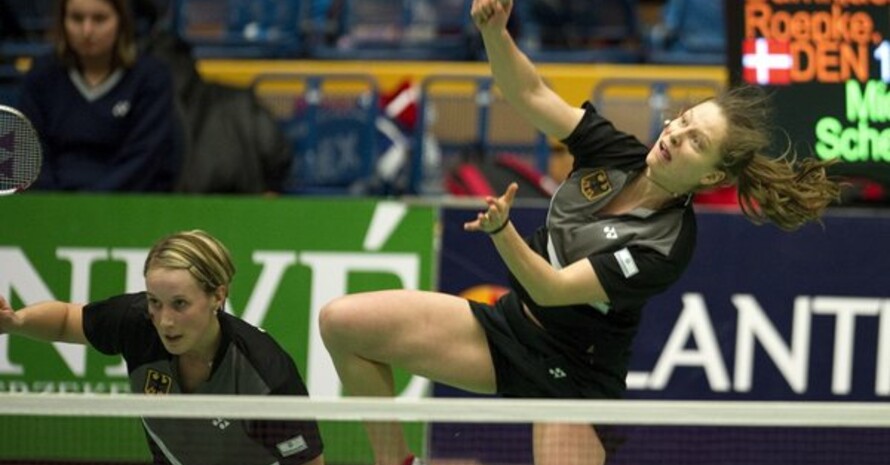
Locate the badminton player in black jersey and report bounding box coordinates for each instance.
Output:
[319,1,842,464]
[0,230,324,465]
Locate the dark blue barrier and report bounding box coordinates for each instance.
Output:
[434,204,890,464]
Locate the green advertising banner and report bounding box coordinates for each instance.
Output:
[0,193,437,464]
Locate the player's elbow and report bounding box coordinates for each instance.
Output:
[58,303,87,344]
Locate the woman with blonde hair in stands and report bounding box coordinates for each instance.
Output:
[18,0,179,191]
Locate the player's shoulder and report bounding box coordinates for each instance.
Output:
[86,291,148,313]
[222,313,289,357]
[222,314,299,384]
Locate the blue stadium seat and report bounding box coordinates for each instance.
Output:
[171,0,303,58]
[0,0,53,59]
[0,66,23,107]
[512,0,642,63]
[409,75,550,195]
[3,0,53,38]
[591,77,723,145]
[646,0,726,65]
[308,0,474,61]
[251,73,381,195]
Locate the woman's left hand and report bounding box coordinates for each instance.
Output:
[464,182,519,234]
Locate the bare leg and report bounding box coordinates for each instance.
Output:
[319,290,497,465]
[533,423,605,465]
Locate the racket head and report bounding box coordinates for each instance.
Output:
[0,105,43,195]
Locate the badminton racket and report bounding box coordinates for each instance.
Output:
[0,105,43,195]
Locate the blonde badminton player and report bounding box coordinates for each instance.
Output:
[317,1,842,465]
[0,230,324,465]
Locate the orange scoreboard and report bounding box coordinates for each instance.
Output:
[727,0,890,200]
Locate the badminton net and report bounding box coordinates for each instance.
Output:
[2,393,890,465]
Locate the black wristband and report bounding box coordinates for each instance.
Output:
[487,219,510,235]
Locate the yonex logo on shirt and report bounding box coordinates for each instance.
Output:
[549,367,567,379]
[603,226,618,239]
[212,418,230,430]
[112,101,131,118]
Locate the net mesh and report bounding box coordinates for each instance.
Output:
[2,394,890,465]
[0,107,42,192]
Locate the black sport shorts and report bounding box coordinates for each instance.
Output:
[469,292,623,400]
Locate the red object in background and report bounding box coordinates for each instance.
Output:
[694,185,739,207]
[859,179,886,202]
[379,79,419,131]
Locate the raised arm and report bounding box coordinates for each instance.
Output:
[471,0,585,140]
[0,295,88,344]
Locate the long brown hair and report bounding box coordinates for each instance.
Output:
[51,0,137,69]
[709,86,843,231]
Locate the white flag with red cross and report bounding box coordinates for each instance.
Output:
[742,38,793,85]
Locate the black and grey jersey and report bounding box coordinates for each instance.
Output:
[509,102,697,384]
[82,292,323,465]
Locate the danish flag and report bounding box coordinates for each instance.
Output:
[742,38,793,85]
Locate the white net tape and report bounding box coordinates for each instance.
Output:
[2,393,890,427]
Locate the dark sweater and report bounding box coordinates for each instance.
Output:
[19,53,179,191]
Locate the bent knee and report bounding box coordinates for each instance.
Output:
[318,296,354,345]
[319,295,384,351]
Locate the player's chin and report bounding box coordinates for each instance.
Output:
[644,148,660,168]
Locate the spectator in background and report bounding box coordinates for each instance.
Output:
[18,0,179,192]
[142,31,292,195]
[131,0,292,195]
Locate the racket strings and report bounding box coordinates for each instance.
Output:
[0,111,42,191]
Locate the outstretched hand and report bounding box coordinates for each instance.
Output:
[464,182,519,234]
[0,295,19,335]
[471,0,512,31]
